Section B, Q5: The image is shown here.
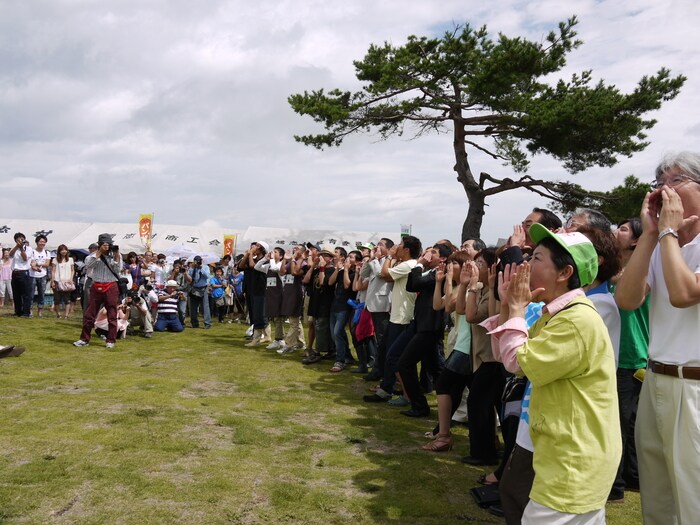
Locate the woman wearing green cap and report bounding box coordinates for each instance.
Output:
[482,224,621,524]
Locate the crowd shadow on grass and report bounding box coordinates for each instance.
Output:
[248,350,500,524]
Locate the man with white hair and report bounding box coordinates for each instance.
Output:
[616,151,700,525]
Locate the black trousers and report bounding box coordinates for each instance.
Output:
[499,444,535,525]
[370,311,390,374]
[610,367,642,498]
[11,271,32,317]
[467,361,506,460]
[397,330,441,411]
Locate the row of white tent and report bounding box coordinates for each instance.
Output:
[0,219,397,260]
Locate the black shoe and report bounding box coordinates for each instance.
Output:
[363,393,390,403]
[461,456,499,466]
[302,353,321,365]
[362,371,382,381]
[487,505,504,517]
[320,352,337,360]
[400,408,430,418]
[351,367,368,374]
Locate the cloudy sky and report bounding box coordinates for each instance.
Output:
[2,0,699,245]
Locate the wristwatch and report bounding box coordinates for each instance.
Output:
[658,228,678,241]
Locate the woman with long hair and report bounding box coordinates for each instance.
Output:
[422,250,473,451]
[51,244,75,319]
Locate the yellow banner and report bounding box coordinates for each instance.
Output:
[223,234,237,257]
[138,214,153,248]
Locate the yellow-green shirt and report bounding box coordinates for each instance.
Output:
[518,296,621,514]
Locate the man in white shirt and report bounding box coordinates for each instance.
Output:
[8,232,34,317]
[616,151,700,525]
[363,235,421,403]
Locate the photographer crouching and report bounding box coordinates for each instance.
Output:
[124,289,154,338]
[73,234,123,349]
[154,280,185,332]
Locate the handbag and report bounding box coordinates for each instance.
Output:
[101,255,129,297]
[355,308,375,342]
[56,280,76,292]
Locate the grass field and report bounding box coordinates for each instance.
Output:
[0,313,642,524]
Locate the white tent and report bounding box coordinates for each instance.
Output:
[0,219,90,251]
[0,218,245,256]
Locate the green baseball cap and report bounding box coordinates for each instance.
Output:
[529,223,598,287]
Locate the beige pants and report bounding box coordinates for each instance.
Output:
[270,316,285,340]
[636,370,700,525]
[129,306,153,333]
[284,316,306,348]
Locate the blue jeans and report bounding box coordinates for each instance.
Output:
[32,276,48,308]
[379,322,414,394]
[189,291,211,327]
[177,298,187,324]
[330,309,351,363]
[154,313,184,332]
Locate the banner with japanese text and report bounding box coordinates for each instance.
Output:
[223,234,237,257]
[138,214,153,249]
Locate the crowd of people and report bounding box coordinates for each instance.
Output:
[3,151,700,524]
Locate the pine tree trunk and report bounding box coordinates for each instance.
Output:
[453,120,485,243]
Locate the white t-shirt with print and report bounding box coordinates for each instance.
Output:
[30,249,50,278]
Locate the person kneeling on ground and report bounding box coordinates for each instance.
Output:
[154,280,185,332]
[124,290,154,338]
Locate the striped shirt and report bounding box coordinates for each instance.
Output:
[84,254,122,283]
[156,289,179,315]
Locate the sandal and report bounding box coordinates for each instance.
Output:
[477,473,499,486]
[421,434,453,452]
[329,362,346,373]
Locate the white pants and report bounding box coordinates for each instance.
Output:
[636,370,700,525]
[522,500,605,525]
[0,279,12,300]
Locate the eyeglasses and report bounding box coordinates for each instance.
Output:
[565,218,584,230]
[650,174,699,190]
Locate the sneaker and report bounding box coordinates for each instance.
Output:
[73,340,89,347]
[388,396,410,407]
[99,334,107,341]
[144,332,153,338]
[105,342,115,349]
[266,340,282,350]
[277,346,295,354]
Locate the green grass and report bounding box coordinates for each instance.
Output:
[0,313,642,524]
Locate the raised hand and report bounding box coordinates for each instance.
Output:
[509,224,526,248]
[642,189,662,235]
[435,262,446,282]
[488,262,498,290]
[658,187,699,234]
